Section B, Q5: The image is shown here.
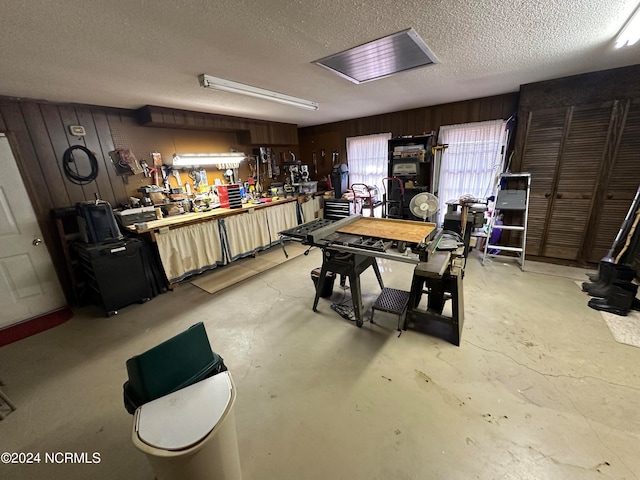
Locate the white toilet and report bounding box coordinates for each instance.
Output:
[132,371,242,480]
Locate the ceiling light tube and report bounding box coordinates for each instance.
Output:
[616,6,640,48]
[173,152,246,168]
[199,74,319,111]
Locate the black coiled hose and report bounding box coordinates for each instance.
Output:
[63,145,99,185]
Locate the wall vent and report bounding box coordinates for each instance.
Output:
[313,28,438,84]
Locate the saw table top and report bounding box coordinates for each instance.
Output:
[337,217,436,244]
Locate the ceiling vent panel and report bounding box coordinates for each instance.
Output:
[313,28,438,84]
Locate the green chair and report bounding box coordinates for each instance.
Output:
[123,322,227,414]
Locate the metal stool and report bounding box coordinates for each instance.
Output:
[0,384,16,420]
[371,288,410,331]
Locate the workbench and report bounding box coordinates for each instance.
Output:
[127,198,303,284]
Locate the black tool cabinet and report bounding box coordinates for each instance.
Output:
[73,238,153,317]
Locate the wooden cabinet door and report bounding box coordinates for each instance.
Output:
[519,107,567,256]
[542,102,615,260]
[586,99,640,262]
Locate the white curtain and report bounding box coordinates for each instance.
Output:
[437,120,508,224]
[221,212,271,261]
[156,220,224,283]
[346,132,392,195]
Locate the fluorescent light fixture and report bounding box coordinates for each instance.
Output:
[616,6,640,48]
[173,152,246,169]
[198,74,319,111]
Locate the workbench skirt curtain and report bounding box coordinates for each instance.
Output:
[300,196,321,224]
[220,213,272,261]
[264,202,298,241]
[155,220,225,283]
[221,202,298,261]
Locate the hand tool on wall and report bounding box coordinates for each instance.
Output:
[312,151,318,174]
[321,149,326,166]
[140,160,150,177]
[254,161,262,194]
[188,169,202,189]
[260,147,272,179]
[148,166,159,186]
[271,149,278,179]
[161,165,171,189]
[248,156,257,184]
[172,169,182,186]
[151,152,163,167]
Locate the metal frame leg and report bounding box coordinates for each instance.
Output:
[349,272,364,327]
[312,262,330,312]
[0,387,16,419]
[451,274,464,346]
[372,259,384,289]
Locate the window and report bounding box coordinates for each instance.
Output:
[436,120,508,224]
[346,132,392,197]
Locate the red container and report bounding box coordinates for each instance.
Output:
[217,185,242,208]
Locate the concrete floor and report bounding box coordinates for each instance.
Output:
[0,248,639,480]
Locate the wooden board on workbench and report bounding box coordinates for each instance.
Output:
[337,217,436,244]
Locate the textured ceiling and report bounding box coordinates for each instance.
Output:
[1,0,639,127]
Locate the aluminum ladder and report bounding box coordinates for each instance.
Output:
[482,172,531,271]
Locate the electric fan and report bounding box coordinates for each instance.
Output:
[408,192,439,221]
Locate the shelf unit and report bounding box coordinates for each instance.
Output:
[386,133,435,221]
[482,173,531,270]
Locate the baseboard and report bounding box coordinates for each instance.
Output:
[0,307,73,348]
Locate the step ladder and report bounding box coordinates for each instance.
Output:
[482,172,531,271]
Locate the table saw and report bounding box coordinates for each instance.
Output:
[279,215,466,345]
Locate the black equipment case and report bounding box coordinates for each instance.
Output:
[73,238,153,316]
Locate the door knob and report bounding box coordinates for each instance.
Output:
[556,193,563,199]
[544,192,551,198]
[607,193,613,199]
[33,238,42,246]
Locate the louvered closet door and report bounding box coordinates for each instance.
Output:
[543,102,615,260]
[588,99,640,262]
[520,108,567,256]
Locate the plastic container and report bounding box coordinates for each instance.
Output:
[132,371,242,480]
[300,181,318,194]
[311,268,336,297]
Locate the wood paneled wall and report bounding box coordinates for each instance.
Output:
[0,99,126,209]
[297,93,520,177]
[0,97,299,302]
[0,99,129,301]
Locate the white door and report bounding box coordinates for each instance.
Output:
[0,133,66,329]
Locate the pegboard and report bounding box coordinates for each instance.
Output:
[108,122,252,199]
